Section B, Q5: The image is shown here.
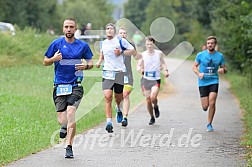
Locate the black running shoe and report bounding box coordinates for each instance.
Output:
[154,106,160,118]
[149,117,155,125]
[65,145,74,158]
[60,125,67,139]
[121,118,128,127]
[106,123,113,133]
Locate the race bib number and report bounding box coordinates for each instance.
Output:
[56,84,72,96]
[124,76,129,84]
[145,71,156,77]
[103,71,116,80]
[205,67,215,76]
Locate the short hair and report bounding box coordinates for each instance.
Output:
[146,36,155,43]
[105,23,116,32]
[206,36,217,44]
[63,18,77,27]
[119,27,127,31]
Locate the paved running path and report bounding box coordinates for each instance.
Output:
[6,59,246,167]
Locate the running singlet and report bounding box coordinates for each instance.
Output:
[142,49,162,80]
[44,37,93,84]
[195,50,225,86]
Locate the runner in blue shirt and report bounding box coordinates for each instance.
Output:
[193,36,227,132]
[43,18,93,158]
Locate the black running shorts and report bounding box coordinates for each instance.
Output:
[199,84,219,97]
[53,86,84,112]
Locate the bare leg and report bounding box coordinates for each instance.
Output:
[66,106,76,146]
[150,86,159,107]
[208,92,218,124]
[200,96,209,111]
[146,97,154,117]
[103,89,113,119]
[57,111,67,126]
[114,92,123,108]
[123,90,131,116]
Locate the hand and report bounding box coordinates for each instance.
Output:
[114,48,122,56]
[52,50,62,62]
[96,62,101,68]
[218,68,225,74]
[134,53,142,60]
[75,63,88,71]
[198,73,204,80]
[164,71,169,78]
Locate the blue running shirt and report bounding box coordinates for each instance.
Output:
[44,37,93,84]
[195,50,225,86]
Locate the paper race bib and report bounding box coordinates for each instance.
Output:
[124,76,129,84]
[204,66,215,76]
[103,71,116,80]
[56,84,72,96]
[145,71,156,77]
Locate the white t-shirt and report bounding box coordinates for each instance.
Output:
[142,49,162,80]
[101,37,134,72]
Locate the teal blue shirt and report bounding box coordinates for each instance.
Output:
[195,50,225,86]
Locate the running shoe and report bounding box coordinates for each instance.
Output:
[106,122,113,133]
[116,106,123,123]
[65,145,74,158]
[121,118,128,127]
[60,125,67,139]
[206,124,214,132]
[149,117,155,125]
[154,106,160,118]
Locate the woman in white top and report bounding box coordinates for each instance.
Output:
[96,23,135,133]
[137,36,169,125]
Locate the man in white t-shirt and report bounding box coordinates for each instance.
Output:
[96,23,136,133]
[137,36,169,125]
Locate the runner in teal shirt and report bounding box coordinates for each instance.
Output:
[195,50,225,86]
[193,36,227,132]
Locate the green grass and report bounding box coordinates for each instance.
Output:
[224,70,252,165]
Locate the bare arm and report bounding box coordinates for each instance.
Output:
[114,48,136,57]
[124,49,137,56]
[43,50,62,66]
[160,53,169,78]
[136,56,144,74]
[96,52,104,68]
[192,61,204,79]
[75,59,94,71]
[218,64,227,74]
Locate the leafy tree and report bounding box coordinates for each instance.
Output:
[124,0,151,29]
[0,0,58,31]
[140,0,195,50]
[58,0,114,31]
[209,0,252,74]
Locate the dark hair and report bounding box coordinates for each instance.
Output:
[146,36,155,43]
[63,18,77,27]
[105,23,116,32]
[206,36,217,44]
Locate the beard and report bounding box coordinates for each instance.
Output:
[209,48,215,52]
[65,33,74,38]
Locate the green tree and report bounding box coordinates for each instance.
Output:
[0,0,58,31]
[124,0,151,29]
[58,0,114,31]
[140,0,195,50]
[209,0,252,74]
